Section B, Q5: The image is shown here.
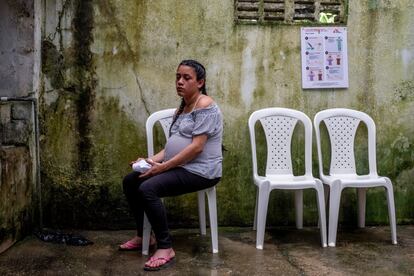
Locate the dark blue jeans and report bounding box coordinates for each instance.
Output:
[122,167,220,249]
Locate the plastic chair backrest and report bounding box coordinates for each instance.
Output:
[248,108,313,177]
[145,108,176,157]
[314,108,377,177]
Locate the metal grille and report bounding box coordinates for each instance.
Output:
[293,1,315,21]
[235,0,346,25]
[236,0,260,21]
[264,0,285,22]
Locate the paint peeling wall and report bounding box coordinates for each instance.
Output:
[0,0,39,253]
[40,0,414,228]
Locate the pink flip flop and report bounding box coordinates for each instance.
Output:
[118,240,140,251]
[143,256,176,271]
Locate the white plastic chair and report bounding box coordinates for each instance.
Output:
[314,108,397,247]
[248,108,327,249]
[141,108,219,255]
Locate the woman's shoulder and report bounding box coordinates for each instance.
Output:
[196,95,214,109]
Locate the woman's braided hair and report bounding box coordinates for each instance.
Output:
[169,60,207,137]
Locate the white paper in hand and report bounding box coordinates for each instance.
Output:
[132,159,152,173]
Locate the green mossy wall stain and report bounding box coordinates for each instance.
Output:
[42,96,147,228]
[73,0,96,173]
[394,80,414,102]
[219,116,255,226]
[369,0,379,10]
[38,0,95,228]
[40,94,79,226]
[375,80,414,224]
[41,40,65,89]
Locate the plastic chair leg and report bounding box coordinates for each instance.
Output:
[253,189,258,231]
[324,185,329,207]
[357,188,367,228]
[318,185,330,229]
[142,213,151,255]
[315,183,327,247]
[295,190,303,229]
[328,184,342,247]
[256,182,270,250]
[384,178,397,245]
[198,190,207,235]
[206,187,219,253]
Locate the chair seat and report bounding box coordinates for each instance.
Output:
[255,175,321,189]
[321,174,388,188]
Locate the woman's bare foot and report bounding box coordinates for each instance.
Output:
[144,248,176,270]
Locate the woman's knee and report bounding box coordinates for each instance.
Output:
[138,180,158,198]
[122,172,140,192]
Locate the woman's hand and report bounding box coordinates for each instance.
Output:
[129,157,144,167]
[139,159,167,178]
[130,149,165,167]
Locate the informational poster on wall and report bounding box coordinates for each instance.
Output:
[301,27,348,89]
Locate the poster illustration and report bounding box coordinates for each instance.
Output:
[301,27,348,89]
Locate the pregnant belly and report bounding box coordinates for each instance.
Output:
[164,134,192,161]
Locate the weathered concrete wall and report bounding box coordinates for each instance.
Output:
[0,144,33,253]
[0,1,35,98]
[0,94,35,249]
[0,0,39,253]
[40,0,414,229]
